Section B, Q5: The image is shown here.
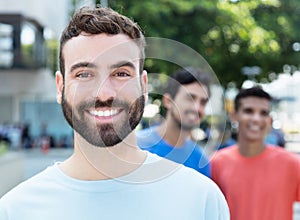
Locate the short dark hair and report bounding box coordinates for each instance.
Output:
[234,86,272,112]
[59,6,145,77]
[164,66,211,99]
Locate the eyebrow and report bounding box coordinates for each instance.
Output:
[70,62,97,73]
[186,92,209,101]
[69,61,136,73]
[111,61,136,70]
[242,106,270,113]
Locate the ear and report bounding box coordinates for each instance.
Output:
[229,110,239,130]
[267,116,272,129]
[162,93,172,110]
[55,71,63,104]
[229,110,236,123]
[141,70,148,102]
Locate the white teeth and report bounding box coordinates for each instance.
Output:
[186,112,198,120]
[89,109,118,117]
[249,125,260,131]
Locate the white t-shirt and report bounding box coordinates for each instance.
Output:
[0,152,229,220]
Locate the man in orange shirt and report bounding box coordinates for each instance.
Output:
[211,86,300,220]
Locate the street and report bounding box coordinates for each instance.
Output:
[0,148,73,197]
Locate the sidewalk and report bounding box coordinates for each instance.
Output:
[0,148,72,197]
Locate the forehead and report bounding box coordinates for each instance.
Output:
[238,97,271,110]
[177,82,209,97]
[63,33,141,70]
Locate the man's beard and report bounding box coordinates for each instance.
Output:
[61,89,145,147]
[171,109,200,131]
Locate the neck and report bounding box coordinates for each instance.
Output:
[237,137,266,157]
[157,118,191,147]
[59,131,147,180]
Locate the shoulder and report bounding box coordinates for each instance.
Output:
[124,152,230,218]
[184,140,209,163]
[266,146,300,164]
[123,152,213,189]
[0,165,56,205]
[185,139,207,155]
[211,145,238,161]
[185,139,202,148]
[136,126,162,148]
[172,165,230,216]
[136,126,154,137]
[145,152,210,184]
[153,153,218,192]
[136,127,158,140]
[175,166,217,190]
[210,145,238,174]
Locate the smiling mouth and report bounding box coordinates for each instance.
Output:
[247,124,266,134]
[248,124,261,130]
[186,111,201,120]
[88,109,120,117]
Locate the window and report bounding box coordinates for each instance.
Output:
[0,22,13,68]
[0,14,46,69]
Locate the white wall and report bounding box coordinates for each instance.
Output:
[0,69,56,99]
[0,0,70,38]
[0,69,57,123]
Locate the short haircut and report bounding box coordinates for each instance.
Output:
[234,86,272,112]
[164,66,211,99]
[59,6,146,77]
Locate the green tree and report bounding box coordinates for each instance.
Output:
[104,0,300,87]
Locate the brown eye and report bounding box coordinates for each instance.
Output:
[115,71,130,77]
[243,108,253,114]
[261,110,270,116]
[200,98,208,106]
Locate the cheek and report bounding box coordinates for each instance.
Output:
[64,83,90,103]
[171,101,184,116]
[117,79,143,97]
[178,100,192,113]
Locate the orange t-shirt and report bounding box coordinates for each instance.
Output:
[211,145,300,220]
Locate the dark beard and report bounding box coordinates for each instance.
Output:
[61,87,145,147]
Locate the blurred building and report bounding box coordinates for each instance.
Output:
[0,1,73,142]
[0,0,70,37]
[262,71,300,142]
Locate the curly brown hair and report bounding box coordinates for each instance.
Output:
[59,6,146,77]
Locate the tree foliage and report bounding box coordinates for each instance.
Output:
[93,0,300,87]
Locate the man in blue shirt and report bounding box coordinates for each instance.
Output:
[137,67,211,177]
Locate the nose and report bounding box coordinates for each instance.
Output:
[198,104,206,116]
[194,101,205,117]
[92,77,117,101]
[252,112,262,122]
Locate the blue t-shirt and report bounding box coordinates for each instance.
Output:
[136,126,211,178]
